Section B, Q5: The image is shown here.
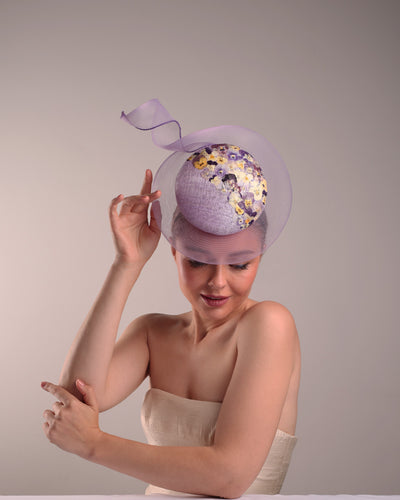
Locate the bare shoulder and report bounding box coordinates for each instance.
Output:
[118,312,189,358]
[238,300,299,350]
[119,313,169,341]
[242,300,297,332]
[127,311,181,327]
[130,311,190,336]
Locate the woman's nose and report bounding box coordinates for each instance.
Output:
[208,265,226,289]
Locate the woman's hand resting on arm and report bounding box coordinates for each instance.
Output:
[42,379,102,459]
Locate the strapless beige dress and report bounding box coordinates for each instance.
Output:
[141,387,297,496]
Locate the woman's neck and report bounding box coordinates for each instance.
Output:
[188,298,257,344]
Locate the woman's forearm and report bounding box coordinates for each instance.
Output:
[89,433,238,498]
[59,258,144,399]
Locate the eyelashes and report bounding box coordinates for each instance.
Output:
[187,260,250,271]
[188,260,207,268]
[230,263,249,271]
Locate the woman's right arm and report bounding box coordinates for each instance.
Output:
[59,170,161,410]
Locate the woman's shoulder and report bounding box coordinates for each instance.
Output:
[244,299,295,321]
[134,311,191,331]
[239,300,298,345]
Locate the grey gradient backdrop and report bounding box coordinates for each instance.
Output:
[1,0,399,495]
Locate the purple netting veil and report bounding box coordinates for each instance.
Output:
[121,99,292,264]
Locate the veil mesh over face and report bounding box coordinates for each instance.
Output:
[121,99,292,264]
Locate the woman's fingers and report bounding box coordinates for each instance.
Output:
[108,174,162,262]
[121,195,149,216]
[41,381,72,406]
[52,401,64,414]
[109,170,160,220]
[42,409,55,423]
[140,169,153,195]
[109,194,145,220]
[149,203,162,234]
[117,192,160,216]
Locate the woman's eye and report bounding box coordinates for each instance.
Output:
[230,263,250,271]
[188,260,207,268]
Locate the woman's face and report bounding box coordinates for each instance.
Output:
[172,248,260,322]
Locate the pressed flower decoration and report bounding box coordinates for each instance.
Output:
[186,144,268,231]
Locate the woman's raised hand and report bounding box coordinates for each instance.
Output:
[109,169,161,266]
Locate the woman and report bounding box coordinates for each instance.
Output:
[42,100,300,498]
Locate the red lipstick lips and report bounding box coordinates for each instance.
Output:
[201,294,229,307]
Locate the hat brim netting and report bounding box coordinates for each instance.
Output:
[121,99,292,265]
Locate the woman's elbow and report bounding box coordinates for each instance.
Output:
[213,477,249,499]
[207,456,252,499]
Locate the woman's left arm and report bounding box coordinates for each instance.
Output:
[211,300,299,496]
[42,301,298,499]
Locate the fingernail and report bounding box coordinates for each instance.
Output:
[76,379,85,388]
[41,382,47,389]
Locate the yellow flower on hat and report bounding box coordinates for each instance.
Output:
[253,185,263,201]
[193,156,208,169]
[235,205,244,215]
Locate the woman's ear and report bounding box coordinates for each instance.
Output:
[171,246,177,259]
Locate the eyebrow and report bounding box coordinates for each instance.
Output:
[182,246,254,260]
[183,246,210,256]
[227,250,254,258]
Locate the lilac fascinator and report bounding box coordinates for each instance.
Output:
[121,99,292,264]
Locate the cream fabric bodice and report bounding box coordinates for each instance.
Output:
[141,387,297,496]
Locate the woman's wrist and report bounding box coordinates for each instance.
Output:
[112,255,146,274]
[82,428,107,462]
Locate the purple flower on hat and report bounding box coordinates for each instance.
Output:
[243,192,255,208]
[215,144,228,153]
[215,164,228,178]
[228,152,240,161]
[237,200,246,212]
